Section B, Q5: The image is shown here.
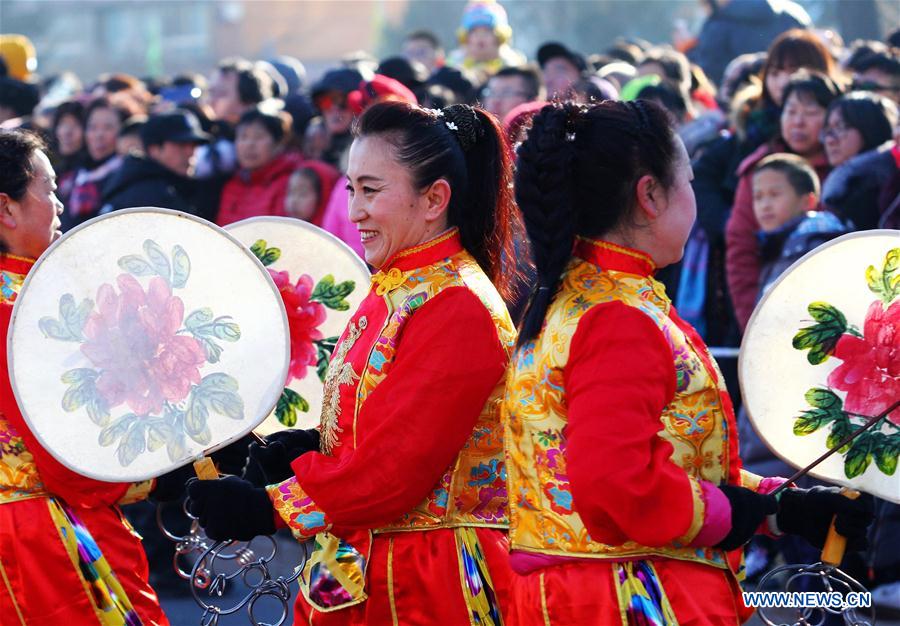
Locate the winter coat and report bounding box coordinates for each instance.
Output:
[215,152,303,227]
[689,0,810,85]
[756,210,850,296]
[62,154,123,231]
[724,141,830,330]
[99,155,200,217]
[823,142,898,231]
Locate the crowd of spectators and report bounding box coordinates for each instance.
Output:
[2,0,900,611]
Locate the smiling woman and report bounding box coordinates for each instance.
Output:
[188,101,522,625]
[0,129,169,624]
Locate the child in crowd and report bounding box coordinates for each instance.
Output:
[741,153,851,583]
[283,161,339,226]
[752,153,849,296]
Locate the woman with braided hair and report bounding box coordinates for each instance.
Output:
[503,100,873,624]
[188,101,520,625]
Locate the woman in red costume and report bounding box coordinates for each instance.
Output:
[188,101,520,625]
[0,129,168,625]
[502,101,873,625]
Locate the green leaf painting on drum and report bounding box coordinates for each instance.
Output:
[250,239,281,267]
[792,248,900,479]
[41,239,244,467]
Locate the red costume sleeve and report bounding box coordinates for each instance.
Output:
[270,287,508,535]
[0,304,129,508]
[564,301,701,547]
[724,172,762,330]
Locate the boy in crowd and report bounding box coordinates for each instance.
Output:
[752,153,849,295]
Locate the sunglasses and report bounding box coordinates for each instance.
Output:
[315,92,348,113]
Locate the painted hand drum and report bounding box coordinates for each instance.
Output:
[740,230,900,504]
[8,208,289,482]
[224,216,370,435]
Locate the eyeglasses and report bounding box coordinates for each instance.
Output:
[850,81,900,93]
[819,125,853,142]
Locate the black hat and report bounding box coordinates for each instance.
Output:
[311,68,365,99]
[537,42,588,73]
[377,56,430,90]
[140,110,211,147]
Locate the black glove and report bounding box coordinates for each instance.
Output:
[776,487,874,551]
[715,485,778,551]
[150,463,195,503]
[210,433,256,476]
[242,428,320,487]
[186,476,276,541]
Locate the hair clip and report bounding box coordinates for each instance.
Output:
[565,132,576,142]
[446,121,459,131]
[428,108,444,117]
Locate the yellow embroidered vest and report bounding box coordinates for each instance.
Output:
[504,240,741,570]
[320,230,516,532]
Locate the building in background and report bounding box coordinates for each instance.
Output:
[1,0,408,82]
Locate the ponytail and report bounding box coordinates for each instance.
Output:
[355,101,519,299]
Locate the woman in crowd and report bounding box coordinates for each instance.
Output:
[503,100,871,625]
[0,129,168,624]
[64,97,130,231]
[725,70,841,330]
[215,108,302,226]
[50,100,87,209]
[820,91,898,230]
[188,101,520,625]
[689,28,836,344]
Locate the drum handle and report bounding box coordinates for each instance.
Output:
[821,488,860,566]
[193,457,218,480]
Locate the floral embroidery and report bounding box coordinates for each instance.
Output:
[0,270,25,303]
[319,316,366,455]
[367,254,515,531]
[0,415,44,503]
[504,253,732,565]
[268,477,330,538]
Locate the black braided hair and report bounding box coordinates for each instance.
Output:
[515,99,679,346]
[514,103,581,343]
[354,101,519,299]
[442,104,484,152]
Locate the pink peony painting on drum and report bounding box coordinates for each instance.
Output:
[248,237,355,429]
[39,239,245,467]
[224,217,370,435]
[791,248,900,479]
[742,231,900,504]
